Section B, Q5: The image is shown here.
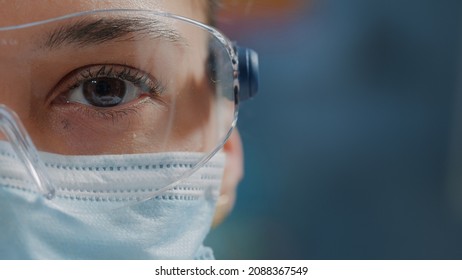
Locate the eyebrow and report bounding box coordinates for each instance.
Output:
[43,17,185,50]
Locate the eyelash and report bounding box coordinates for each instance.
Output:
[68,64,164,95]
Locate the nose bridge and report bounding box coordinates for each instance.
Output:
[0,26,41,108]
[0,42,54,199]
[0,57,33,116]
[0,105,55,199]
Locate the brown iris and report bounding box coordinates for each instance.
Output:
[83,77,126,107]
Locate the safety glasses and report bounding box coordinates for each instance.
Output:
[0,9,258,203]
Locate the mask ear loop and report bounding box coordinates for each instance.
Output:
[0,105,55,199]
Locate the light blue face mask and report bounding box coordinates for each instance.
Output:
[0,140,225,259]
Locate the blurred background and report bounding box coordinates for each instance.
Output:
[205,0,462,259]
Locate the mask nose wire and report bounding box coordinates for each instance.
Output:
[0,105,55,199]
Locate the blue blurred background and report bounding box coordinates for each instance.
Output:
[205,0,462,259]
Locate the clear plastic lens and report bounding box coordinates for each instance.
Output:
[0,10,238,204]
[0,10,237,155]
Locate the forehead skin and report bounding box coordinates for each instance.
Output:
[0,0,208,27]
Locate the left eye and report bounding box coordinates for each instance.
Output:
[68,77,141,108]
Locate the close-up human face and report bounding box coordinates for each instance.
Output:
[0,0,235,155]
[0,0,257,260]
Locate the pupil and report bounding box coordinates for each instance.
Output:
[83,78,126,107]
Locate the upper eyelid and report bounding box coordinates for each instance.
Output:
[68,64,163,92]
[92,65,165,94]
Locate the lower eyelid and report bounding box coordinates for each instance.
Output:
[52,96,154,123]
